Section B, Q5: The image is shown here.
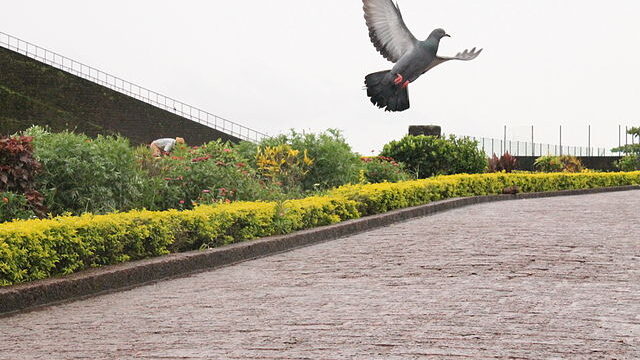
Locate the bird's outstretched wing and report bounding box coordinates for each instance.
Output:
[422,47,483,73]
[363,0,418,63]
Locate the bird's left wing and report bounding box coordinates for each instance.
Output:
[363,0,418,63]
[422,47,483,73]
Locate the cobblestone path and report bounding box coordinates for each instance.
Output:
[1,191,639,359]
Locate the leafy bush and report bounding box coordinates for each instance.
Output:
[23,127,148,216]
[380,135,487,178]
[0,135,46,218]
[255,144,314,194]
[0,192,37,222]
[138,139,285,210]
[616,155,640,171]
[534,156,563,172]
[359,156,414,183]
[534,155,584,173]
[487,152,518,173]
[258,129,361,191]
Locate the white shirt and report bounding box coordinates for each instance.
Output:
[151,138,177,152]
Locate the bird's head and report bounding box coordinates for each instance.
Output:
[430,28,451,40]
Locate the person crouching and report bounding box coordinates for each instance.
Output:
[150,137,185,157]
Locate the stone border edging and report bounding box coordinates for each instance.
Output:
[1,185,638,316]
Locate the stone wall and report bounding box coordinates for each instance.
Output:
[0,46,242,145]
[515,156,622,172]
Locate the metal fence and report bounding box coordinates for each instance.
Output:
[0,31,268,143]
[462,136,617,157]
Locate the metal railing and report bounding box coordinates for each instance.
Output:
[460,136,617,157]
[0,31,268,143]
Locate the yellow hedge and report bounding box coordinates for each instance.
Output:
[330,172,640,215]
[1,172,639,286]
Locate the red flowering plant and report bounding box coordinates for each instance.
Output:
[0,135,47,221]
[487,152,518,173]
[146,139,283,210]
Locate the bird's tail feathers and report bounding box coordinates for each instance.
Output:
[364,70,410,112]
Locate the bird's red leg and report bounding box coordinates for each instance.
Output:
[393,74,404,85]
[402,80,410,89]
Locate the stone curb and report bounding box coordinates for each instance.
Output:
[1,185,638,316]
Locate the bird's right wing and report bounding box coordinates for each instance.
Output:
[422,47,483,73]
[363,0,418,63]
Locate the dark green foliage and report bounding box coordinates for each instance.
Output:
[0,192,37,222]
[258,129,361,191]
[360,156,414,183]
[616,155,640,171]
[380,135,487,179]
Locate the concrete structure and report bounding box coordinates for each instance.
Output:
[0,46,241,145]
[515,155,622,172]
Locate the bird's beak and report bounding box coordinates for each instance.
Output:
[444,33,451,38]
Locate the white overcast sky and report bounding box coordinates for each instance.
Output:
[3,1,640,154]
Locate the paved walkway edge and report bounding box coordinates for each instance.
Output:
[1,185,638,316]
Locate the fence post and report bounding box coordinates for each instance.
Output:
[503,125,507,154]
[588,125,591,157]
[531,125,535,157]
[559,125,563,156]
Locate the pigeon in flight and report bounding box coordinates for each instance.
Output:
[363,0,482,112]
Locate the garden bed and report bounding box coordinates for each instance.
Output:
[1,171,639,287]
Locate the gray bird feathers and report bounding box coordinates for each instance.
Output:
[363,0,482,112]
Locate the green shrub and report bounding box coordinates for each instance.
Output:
[259,129,361,191]
[616,155,640,171]
[359,156,414,183]
[255,144,314,195]
[534,155,584,173]
[137,139,285,210]
[0,192,36,222]
[534,156,563,172]
[380,135,487,179]
[23,127,148,215]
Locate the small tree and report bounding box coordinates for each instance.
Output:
[612,127,640,171]
[381,135,487,179]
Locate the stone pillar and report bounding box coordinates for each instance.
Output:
[409,125,441,137]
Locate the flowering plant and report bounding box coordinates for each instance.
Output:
[146,139,283,210]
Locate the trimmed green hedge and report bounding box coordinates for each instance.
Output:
[1,172,639,286]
